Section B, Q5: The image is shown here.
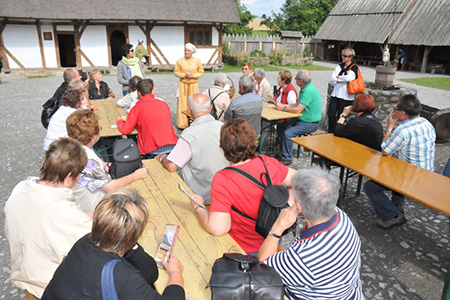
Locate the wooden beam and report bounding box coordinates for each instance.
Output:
[148,47,163,65]
[206,48,218,65]
[421,46,433,73]
[0,19,11,70]
[79,20,90,38]
[3,46,25,70]
[135,21,146,35]
[79,49,95,67]
[149,37,170,65]
[74,23,81,68]
[146,21,153,66]
[218,24,223,63]
[387,0,416,44]
[36,19,46,68]
[53,24,61,68]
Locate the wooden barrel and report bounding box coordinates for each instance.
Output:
[421,105,450,142]
[375,66,396,86]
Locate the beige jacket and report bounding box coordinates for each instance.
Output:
[4,178,92,298]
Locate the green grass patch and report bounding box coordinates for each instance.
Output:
[220,63,284,73]
[286,64,333,71]
[398,77,450,91]
[26,75,53,79]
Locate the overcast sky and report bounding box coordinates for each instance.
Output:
[242,0,285,18]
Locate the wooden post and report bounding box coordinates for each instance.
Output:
[0,19,11,71]
[421,46,433,73]
[74,23,81,68]
[53,24,61,68]
[314,42,318,57]
[259,41,262,51]
[218,24,223,63]
[301,42,305,57]
[272,41,275,52]
[244,41,247,53]
[36,19,46,69]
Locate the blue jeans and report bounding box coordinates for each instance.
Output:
[443,158,450,177]
[364,180,405,221]
[278,118,318,161]
[122,90,130,96]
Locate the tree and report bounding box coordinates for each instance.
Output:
[263,0,338,36]
[223,0,254,35]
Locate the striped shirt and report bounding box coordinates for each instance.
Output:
[265,207,362,300]
[382,116,436,171]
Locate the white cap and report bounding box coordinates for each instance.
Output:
[185,43,197,53]
[138,39,144,44]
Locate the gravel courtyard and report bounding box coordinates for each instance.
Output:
[0,61,449,299]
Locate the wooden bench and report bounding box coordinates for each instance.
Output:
[292,134,450,299]
[296,128,326,158]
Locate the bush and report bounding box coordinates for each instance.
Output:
[250,50,265,58]
[269,51,283,65]
[222,42,230,55]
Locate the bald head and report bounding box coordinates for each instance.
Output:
[63,68,81,83]
[188,93,211,118]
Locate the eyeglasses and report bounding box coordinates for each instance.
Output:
[81,171,87,176]
[130,49,134,52]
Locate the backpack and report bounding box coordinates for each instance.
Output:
[208,89,226,120]
[109,139,142,179]
[41,96,59,129]
[347,64,365,94]
[209,253,284,300]
[226,156,296,238]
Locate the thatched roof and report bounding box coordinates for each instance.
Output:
[315,0,450,46]
[0,0,240,23]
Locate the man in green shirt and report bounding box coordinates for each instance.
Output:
[275,70,322,165]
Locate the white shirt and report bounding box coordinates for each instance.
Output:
[5,177,92,298]
[43,106,77,150]
[330,64,356,101]
[276,88,297,104]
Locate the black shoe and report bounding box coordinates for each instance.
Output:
[279,160,292,166]
[396,205,405,214]
[376,213,407,229]
[274,152,281,159]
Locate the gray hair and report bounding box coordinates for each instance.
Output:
[292,167,340,221]
[188,93,211,113]
[214,73,227,86]
[239,75,254,92]
[254,68,265,79]
[297,69,311,85]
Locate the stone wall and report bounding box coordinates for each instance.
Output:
[325,82,418,129]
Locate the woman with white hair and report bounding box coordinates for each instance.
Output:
[174,43,204,129]
[253,68,272,102]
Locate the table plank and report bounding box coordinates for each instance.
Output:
[132,159,243,299]
[94,98,137,137]
[292,134,450,216]
[261,101,302,121]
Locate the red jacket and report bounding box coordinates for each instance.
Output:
[277,83,298,104]
[117,94,178,154]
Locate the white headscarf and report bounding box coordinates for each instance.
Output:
[185,43,197,53]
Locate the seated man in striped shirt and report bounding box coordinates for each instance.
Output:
[258,168,363,300]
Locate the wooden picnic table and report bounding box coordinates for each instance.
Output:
[292,134,450,300]
[131,159,244,299]
[94,98,137,137]
[259,101,302,153]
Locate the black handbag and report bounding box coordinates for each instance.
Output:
[41,96,59,129]
[209,253,284,300]
[109,139,142,179]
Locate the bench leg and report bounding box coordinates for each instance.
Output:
[442,217,450,300]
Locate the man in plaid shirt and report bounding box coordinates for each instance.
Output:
[364,95,436,229]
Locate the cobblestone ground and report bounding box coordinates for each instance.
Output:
[0,62,449,299]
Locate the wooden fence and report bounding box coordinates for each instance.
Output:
[223,34,322,57]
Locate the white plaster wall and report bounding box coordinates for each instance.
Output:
[41,25,57,68]
[151,26,185,65]
[128,26,146,48]
[56,25,74,31]
[80,26,109,67]
[196,48,217,65]
[212,26,219,46]
[3,24,42,68]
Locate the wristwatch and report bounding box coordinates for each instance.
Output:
[268,230,282,239]
[283,106,287,111]
[339,113,347,119]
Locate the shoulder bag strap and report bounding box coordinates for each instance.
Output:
[225,166,264,222]
[256,156,272,186]
[101,259,121,300]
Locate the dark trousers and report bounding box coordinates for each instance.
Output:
[328,96,353,133]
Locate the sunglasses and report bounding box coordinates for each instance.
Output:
[129,49,134,52]
[342,55,351,58]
